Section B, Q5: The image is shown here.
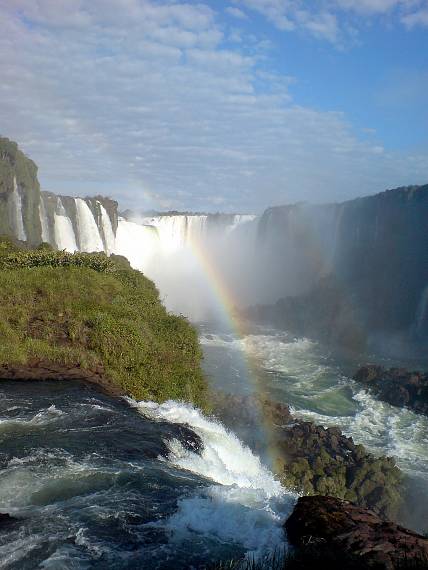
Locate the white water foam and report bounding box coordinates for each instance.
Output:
[204,330,428,482]
[130,399,296,557]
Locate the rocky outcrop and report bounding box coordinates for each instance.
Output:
[211,392,402,519]
[0,513,17,530]
[276,417,401,519]
[285,495,428,569]
[354,365,428,416]
[0,360,125,397]
[0,137,42,245]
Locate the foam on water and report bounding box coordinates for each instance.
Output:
[132,399,296,556]
[201,329,428,482]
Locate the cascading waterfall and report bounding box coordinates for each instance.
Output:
[75,198,104,253]
[228,214,257,233]
[39,195,50,243]
[8,176,27,241]
[131,399,296,556]
[115,218,160,270]
[116,213,257,272]
[99,203,115,255]
[54,198,78,252]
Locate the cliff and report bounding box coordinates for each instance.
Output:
[0,137,42,246]
[0,137,118,252]
[253,185,428,351]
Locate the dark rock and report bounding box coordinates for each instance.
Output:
[285,495,428,569]
[211,391,402,519]
[354,365,428,416]
[0,360,125,398]
[0,513,17,529]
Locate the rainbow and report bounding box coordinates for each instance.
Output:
[188,234,285,474]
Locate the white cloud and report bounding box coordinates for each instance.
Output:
[234,0,428,43]
[226,6,249,19]
[402,7,428,26]
[335,0,408,14]
[0,0,427,213]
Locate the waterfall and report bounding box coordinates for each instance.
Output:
[115,218,160,271]
[75,198,104,252]
[54,198,77,252]
[8,177,26,241]
[39,195,50,243]
[99,203,115,255]
[227,214,256,233]
[131,399,296,556]
[141,215,191,254]
[187,215,208,243]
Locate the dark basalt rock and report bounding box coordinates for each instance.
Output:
[275,415,402,520]
[0,513,17,529]
[354,365,428,416]
[285,495,428,569]
[211,392,402,519]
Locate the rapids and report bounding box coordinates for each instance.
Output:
[199,324,428,534]
[0,381,295,569]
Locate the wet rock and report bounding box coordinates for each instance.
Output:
[0,360,125,398]
[285,495,428,569]
[211,391,402,519]
[277,417,402,519]
[0,513,17,529]
[354,365,428,416]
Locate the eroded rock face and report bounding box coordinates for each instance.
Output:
[285,495,428,569]
[355,365,428,416]
[0,360,124,397]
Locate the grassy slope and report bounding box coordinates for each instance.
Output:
[0,239,207,406]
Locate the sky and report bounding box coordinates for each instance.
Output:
[1,0,427,213]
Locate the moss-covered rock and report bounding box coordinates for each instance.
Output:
[276,419,402,519]
[210,392,402,519]
[0,239,207,406]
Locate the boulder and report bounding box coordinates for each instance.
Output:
[354,365,428,416]
[285,495,428,569]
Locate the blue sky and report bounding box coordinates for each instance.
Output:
[1,0,427,212]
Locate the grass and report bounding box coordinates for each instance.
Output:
[208,548,428,570]
[0,238,208,406]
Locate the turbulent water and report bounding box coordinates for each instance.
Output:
[0,381,295,569]
[199,324,428,533]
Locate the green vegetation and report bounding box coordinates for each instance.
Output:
[0,238,207,405]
